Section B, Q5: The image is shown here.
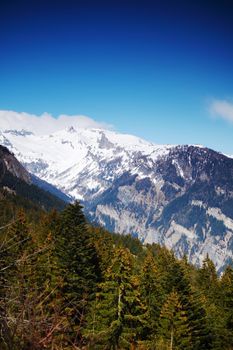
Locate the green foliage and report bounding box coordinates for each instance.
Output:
[197,255,219,300]
[111,232,144,256]
[139,249,165,343]
[84,247,147,349]
[88,226,115,272]
[168,260,213,350]
[0,196,232,349]
[0,166,66,212]
[219,266,233,349]
[158,290,192,350]
[55,201,101,343]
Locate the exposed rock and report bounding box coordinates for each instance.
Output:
[1,127,233,272]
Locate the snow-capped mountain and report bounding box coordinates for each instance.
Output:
[1,124,233,272]
[0,127,173,199]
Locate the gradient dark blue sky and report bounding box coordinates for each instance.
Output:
[1,0,233,153]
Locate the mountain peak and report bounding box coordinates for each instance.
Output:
[67,126,77,133]
[1,124,233,272]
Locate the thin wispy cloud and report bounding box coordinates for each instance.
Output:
[209,99,233,123]
[0,110,113,135]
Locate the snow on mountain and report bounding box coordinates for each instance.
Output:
[1,119,233,272]
[0,126,173,199]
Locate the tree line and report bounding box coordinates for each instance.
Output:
[0,199,233,349]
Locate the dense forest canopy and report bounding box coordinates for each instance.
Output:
[0,190,233,349]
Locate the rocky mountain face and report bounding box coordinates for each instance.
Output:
[0,144,69,211]
[0,127,233,272]
[87,145,233,273]
[0,145,31,184]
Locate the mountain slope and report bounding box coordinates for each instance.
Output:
[0,145,67,211]
[0,127,172,199]
[0,144,31,184]
[1,127,233,271]
[86,145,233,273]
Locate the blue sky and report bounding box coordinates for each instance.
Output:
[1,0,233,154]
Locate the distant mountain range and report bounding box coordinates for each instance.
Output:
[1,125,233,272]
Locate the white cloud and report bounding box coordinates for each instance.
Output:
[0,110,112,135]
[209,99,233,123]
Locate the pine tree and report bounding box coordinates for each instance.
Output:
[55,201,101,343]
[168,260,213,350]
[197,255,219,302]
[149,244,176,295]
[85,247,147,349]
[139,249,165,344]
[88,226,115,273]
[220,266,233,349]
[158,290,191,350]
[196,255,224,349]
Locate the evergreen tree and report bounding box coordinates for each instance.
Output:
[139,249,165,344]
[196,255,224,349]
[85,247,146,349]
[149,244,176,295]
[168,260,213,350]
[55,201,100,342]
[1,192,233,348]
[158,290,191,350]
[220,266,233,349]
[197,255,219,302]
[88,226,114,273]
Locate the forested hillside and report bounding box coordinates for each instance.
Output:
[0,145,67,212]
[0,194,233,350]
[3,126,233,272]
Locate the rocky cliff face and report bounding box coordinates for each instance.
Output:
[0,144,68,211]
[0,145,31,184]
[1,127,233,272]
[86,145,233,272]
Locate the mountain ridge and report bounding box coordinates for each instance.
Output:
[0,125,233,271]
[0,144,68,211]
